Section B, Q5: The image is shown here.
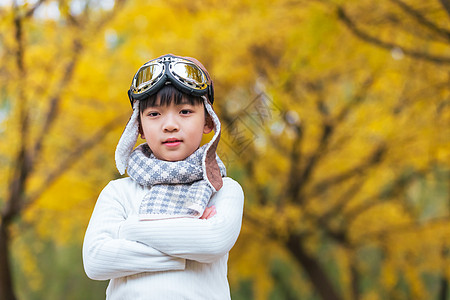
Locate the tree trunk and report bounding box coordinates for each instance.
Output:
[286,234,343,300]
[439,275,448,300]
[0,223,16,300]
[350,261,360,300]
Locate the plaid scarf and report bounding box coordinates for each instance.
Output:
[127,144,226,220]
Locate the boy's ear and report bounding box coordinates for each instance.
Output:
[138,121,145,139]
[203,114,214,134]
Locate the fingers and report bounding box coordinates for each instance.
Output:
[200,206,217,219]
[208,206,217,219]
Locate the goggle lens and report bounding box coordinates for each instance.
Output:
[130,56,212,102]
[172,62,207,88]
[135,64,163,90]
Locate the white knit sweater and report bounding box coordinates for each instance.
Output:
[82,177,244,300]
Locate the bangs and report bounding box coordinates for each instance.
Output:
[139,85,203,114]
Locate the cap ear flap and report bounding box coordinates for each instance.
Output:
[204,131,223,191]
[115,100,140,175]
[201,97,223,191]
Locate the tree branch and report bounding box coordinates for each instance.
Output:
[30,0,129,164]
[389,0,450,41]
[93,0,127,31]
[24,0,47,18]
[23,114,126,212]
[3,3,30,226]
[298,119,334,195]
[286,233,344,300]
[285,122,304,203]
[439,0,450,18]
[294,82,335,200]
[343,169,425,222]
[31,38,83,167]
[355,215,450,245]
[336,74,376,123]
[306,143,386,199]
[337,6,450,64]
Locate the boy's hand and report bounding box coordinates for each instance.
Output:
[200,206,216,219]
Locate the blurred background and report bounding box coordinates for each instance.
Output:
[0,0,449,299]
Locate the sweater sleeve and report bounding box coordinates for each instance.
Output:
[118,178,244,263]
[82,181,186,281]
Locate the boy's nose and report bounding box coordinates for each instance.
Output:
[163,114,179,132]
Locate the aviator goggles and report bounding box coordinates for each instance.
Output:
[128,54,214,105]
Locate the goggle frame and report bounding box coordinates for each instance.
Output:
[128,55,213,105]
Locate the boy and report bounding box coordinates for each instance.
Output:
[82,54,244,299]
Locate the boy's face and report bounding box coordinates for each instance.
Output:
[140,96,213,161]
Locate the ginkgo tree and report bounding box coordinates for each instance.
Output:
[0,1,129,299]
[214,0,450,299]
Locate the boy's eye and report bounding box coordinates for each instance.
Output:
[180,109,193,115]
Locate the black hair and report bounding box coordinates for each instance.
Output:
[139,84,204,115]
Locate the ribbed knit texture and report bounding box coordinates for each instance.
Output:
[83,177,244,300]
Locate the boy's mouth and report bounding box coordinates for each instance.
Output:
[163,138,182,146]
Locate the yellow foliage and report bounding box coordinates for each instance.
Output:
[350,202,412,241]
[11,233,43,291]
[230,225,276,299]
[0,0,449,299]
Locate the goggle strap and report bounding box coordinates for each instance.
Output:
[128,89,133,108]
